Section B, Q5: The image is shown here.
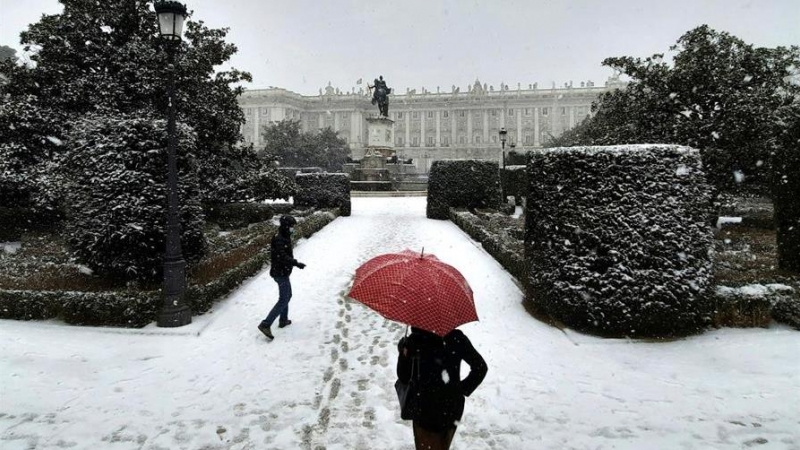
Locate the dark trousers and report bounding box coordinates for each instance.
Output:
[413,422,456,450]
[261,276,291,327]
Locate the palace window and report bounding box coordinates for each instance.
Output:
[525,108,531,116]
[443,111,449,118]
[396,136,404,146]
[508,109,514,116]
[491,135,497,143]
[442,136,450,146]
[490,109,497,116]
[459,136,466,144]
[412,136,420,146]
[397,112,403,119]
[561,107,567,116]
[542,107,549,116]
[427,136,435,146]
[459,110,466,118]
[412,111,419,119]
[475,135,482,144]
[427,111,434,118]
[525,135,533,144]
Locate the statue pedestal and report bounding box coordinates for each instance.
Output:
[365,117,394,158]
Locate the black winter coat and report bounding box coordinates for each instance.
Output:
[269,228,300,277]
[396,328,488,432]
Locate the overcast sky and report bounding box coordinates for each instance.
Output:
[2,0,798,95]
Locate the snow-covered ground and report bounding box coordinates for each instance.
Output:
[1,197,798,450]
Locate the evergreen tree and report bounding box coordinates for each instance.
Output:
[550,25,800,194]
[261,119,349,172]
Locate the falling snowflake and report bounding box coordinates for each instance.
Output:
[100,25,112,33]
[743,75,753,83]
[441,370,450,384]
[711,131,720,139]
[676,165,691,176]
[733,171,745,184]
[46,136,63,146]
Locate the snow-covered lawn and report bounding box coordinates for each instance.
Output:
[1,197,798,450]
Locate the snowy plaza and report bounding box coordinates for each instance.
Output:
[1,198,798,450]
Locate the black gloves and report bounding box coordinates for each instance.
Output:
[296,262,306,269]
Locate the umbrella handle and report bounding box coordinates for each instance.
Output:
[420,247,424,258]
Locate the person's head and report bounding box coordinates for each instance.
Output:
[379,75,383,81]
[279,215,297,235]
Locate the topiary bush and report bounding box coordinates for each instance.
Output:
[294,173,351,216]
[501,165,527,206]
[772,104,800,272]
[203,202,275,230]
[525,144,715,337]
[426,160,502,220]
[62,110,207,281]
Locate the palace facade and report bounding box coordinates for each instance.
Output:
[239,77,625,172]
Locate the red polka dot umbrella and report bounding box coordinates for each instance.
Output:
[347,249,478,336]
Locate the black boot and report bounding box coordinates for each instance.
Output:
[258,323,274,340]
[278,319,292,329]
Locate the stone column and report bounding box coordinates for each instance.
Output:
[467,110,473,145]
[501,107,506,128]
[436,110,441,147]
[451,111,456,146]
[333,111,340,132]
[318,113,324,130]
[421,111,426,148]
[253,107,260,145]
[516,109,522,144]
[405,111,410,148]
[483,109,489,145]
[534,107,540,147]
[569,106,576,129]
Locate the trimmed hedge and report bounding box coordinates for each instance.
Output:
[0,209,340,326]
[449,209,526,284]
[501,165,527,206]
[203,202,275,230]
[294,173,351,216]
[772,143,800,272]
[427,160,502,220]
[525,145,715,337]
[0,206,64,241]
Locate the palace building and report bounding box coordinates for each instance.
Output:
[239,76,625,172]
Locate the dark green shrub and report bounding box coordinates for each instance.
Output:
[203,203,275,230]
[501,165,527,206]
[427,160,502,220]
[62,111,206,281]
[525,145,715,337]
[294,173,351,216]
[772,104,800,272]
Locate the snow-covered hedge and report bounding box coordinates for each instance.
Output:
[772,143,800,272]
[501,165,527,206]
[427,160,502,220]
[525,145,716,337]
[294,173,351,216]
[0,207,64,241]
[449,209,526,284]
[203,203,275,230]
[62,111,207,280]
[0,209,340,326]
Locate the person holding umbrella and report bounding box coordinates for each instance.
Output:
[397,327,487,449]
[258,215,306,341]
[348,249,488,450]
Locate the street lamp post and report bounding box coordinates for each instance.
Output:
[498,127,507,202]
[155,1,191,327]
[508,142,516,167]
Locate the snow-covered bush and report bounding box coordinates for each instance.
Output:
[294,173,351,216]
[501,165,527,206]
[525,145,715,337]
[427,160,502,220]
[772,104,800,272]
[0,95,65,211]
[449,209,526,284]
[62,111,206,280]
[203,203,275,230]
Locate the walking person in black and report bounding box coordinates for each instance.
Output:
[397,327,488,450]
[258,215,305,341]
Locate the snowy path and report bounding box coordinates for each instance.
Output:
[1,197,799,450]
